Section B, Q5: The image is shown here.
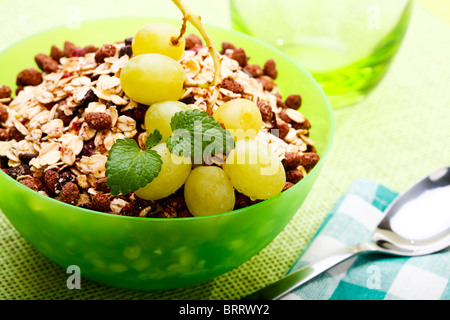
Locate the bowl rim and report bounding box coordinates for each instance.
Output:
[0,16,335,222]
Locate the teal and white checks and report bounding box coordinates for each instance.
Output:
[283,179,450,300]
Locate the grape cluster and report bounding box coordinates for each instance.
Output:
[120,24,187,106]
[120,23,286,217]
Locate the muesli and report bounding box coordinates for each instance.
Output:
[0,21,319,218]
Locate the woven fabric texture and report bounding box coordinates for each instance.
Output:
[1,0,450,300]
[284,179,449,300]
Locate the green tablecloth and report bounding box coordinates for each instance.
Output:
[0,0,449,300]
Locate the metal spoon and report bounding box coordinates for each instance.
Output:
[243,167,450,300]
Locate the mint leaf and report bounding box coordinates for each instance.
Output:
[146,129,162,149]
[105,138,162,195]
[166,109,234,158]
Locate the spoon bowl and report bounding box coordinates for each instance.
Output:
[244,167,450,300]
[373,166,450,256]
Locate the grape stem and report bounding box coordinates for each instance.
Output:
[171,0,221,116]
[171,15,188,46]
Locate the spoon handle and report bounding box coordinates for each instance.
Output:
[242,242,377,300]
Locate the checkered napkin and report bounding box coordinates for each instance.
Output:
[282,179,450,300]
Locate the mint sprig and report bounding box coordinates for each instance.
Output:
[105,110,235,195]
[166,109,234,158]
[145,128,163,150]
[105,130,163,195]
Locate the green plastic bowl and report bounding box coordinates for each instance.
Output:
[0,18,334,290]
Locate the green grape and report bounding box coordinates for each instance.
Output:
[184,166,235,216]
[213,98,262,141]
[223,139,286,201]
[120,53,186,106]
[132,23,186,61]
[145,101,190,142]
[134,143,191,201]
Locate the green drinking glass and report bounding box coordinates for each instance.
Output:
[230,0,413,108]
